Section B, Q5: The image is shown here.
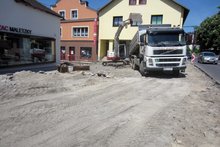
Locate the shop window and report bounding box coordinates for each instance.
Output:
[73,27,88,37]
[129,0,136,5]
[30,39,55,63]
[151,15,163,24]
[113,16,123,27]
[139,0,146,4]
[71,10,78,19]
[59,10,65,20]
[0,33,56,67]
[80,47,92,58]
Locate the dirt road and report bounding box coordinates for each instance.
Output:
[0,63,219,147]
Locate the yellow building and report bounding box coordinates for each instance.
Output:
[98,0,189,60]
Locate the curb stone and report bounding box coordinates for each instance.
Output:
[193,63,220,85]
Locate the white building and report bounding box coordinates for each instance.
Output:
[0,0,61,67]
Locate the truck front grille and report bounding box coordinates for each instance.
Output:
[154,50,183,55]
[157,58,181,62]
[156,63,180,67]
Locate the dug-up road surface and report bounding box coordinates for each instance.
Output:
[0,63,219,147]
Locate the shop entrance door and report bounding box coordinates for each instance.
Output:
[69,47,75,61]
[60,46,66,60]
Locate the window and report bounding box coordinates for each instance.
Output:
[129,0,136,5]
[139,0,146,4]
[73,27,88,37]
[61,46,66,54]
[71,10,78,19]
[113,16,123,27]
[0,33,56,67]
[60,27,62,37]
[151,15,163,24]
[59,10,65,19]
[80,47,92,58]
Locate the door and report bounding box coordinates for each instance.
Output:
[119,44,126,58]
[69,47,75,61]
[60,46,65,60]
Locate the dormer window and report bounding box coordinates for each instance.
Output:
[58,10,65,20]
[71,9,78,19]
[129,0,136,5]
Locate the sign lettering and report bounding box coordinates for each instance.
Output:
[0,24,32,35]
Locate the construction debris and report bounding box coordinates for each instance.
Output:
[57,63,68,73]
[73,65,90,71]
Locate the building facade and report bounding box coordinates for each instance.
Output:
[0,0,61,68]
[52,0,98,62]
[98,0,189,60]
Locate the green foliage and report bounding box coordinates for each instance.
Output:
[196,13,220,53]
[193,47,200,54]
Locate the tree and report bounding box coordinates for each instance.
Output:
[196,11,220,54]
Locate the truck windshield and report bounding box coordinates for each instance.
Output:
[148,33,186,47]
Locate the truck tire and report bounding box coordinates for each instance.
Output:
[102,62,107,66]
[131,59,134,69]
[131,59,139,70]
[140,61,146,76]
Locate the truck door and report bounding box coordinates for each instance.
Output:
[69,47,75,61]
[119,44,126,58]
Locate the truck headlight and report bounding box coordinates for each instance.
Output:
[182,58,187,65]
[148,58,153,66]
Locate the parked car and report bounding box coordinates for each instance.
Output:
[198,51,218,64]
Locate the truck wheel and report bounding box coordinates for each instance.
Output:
[131,59,139,70]
[102,62,107,66]
[140,61,146,76]
[131,59,134,69]
[173,70,180,77]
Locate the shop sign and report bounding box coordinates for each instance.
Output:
[0,24,32,35]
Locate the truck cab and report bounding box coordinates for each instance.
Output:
[130,25,187,76]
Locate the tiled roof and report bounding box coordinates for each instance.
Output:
[14,0,61,18]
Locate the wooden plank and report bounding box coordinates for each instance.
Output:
[73,65,90,71]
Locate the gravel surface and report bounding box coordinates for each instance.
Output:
[0,62,219,147]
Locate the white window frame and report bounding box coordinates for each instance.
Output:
[58,10,66,19]
[72,26,89,38]
[70,9,78,20]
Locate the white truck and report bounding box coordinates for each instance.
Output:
[130,25,187,76]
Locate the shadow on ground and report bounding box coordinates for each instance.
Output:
[143,71,187,79]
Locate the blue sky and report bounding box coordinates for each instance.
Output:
[38,0,220,32]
